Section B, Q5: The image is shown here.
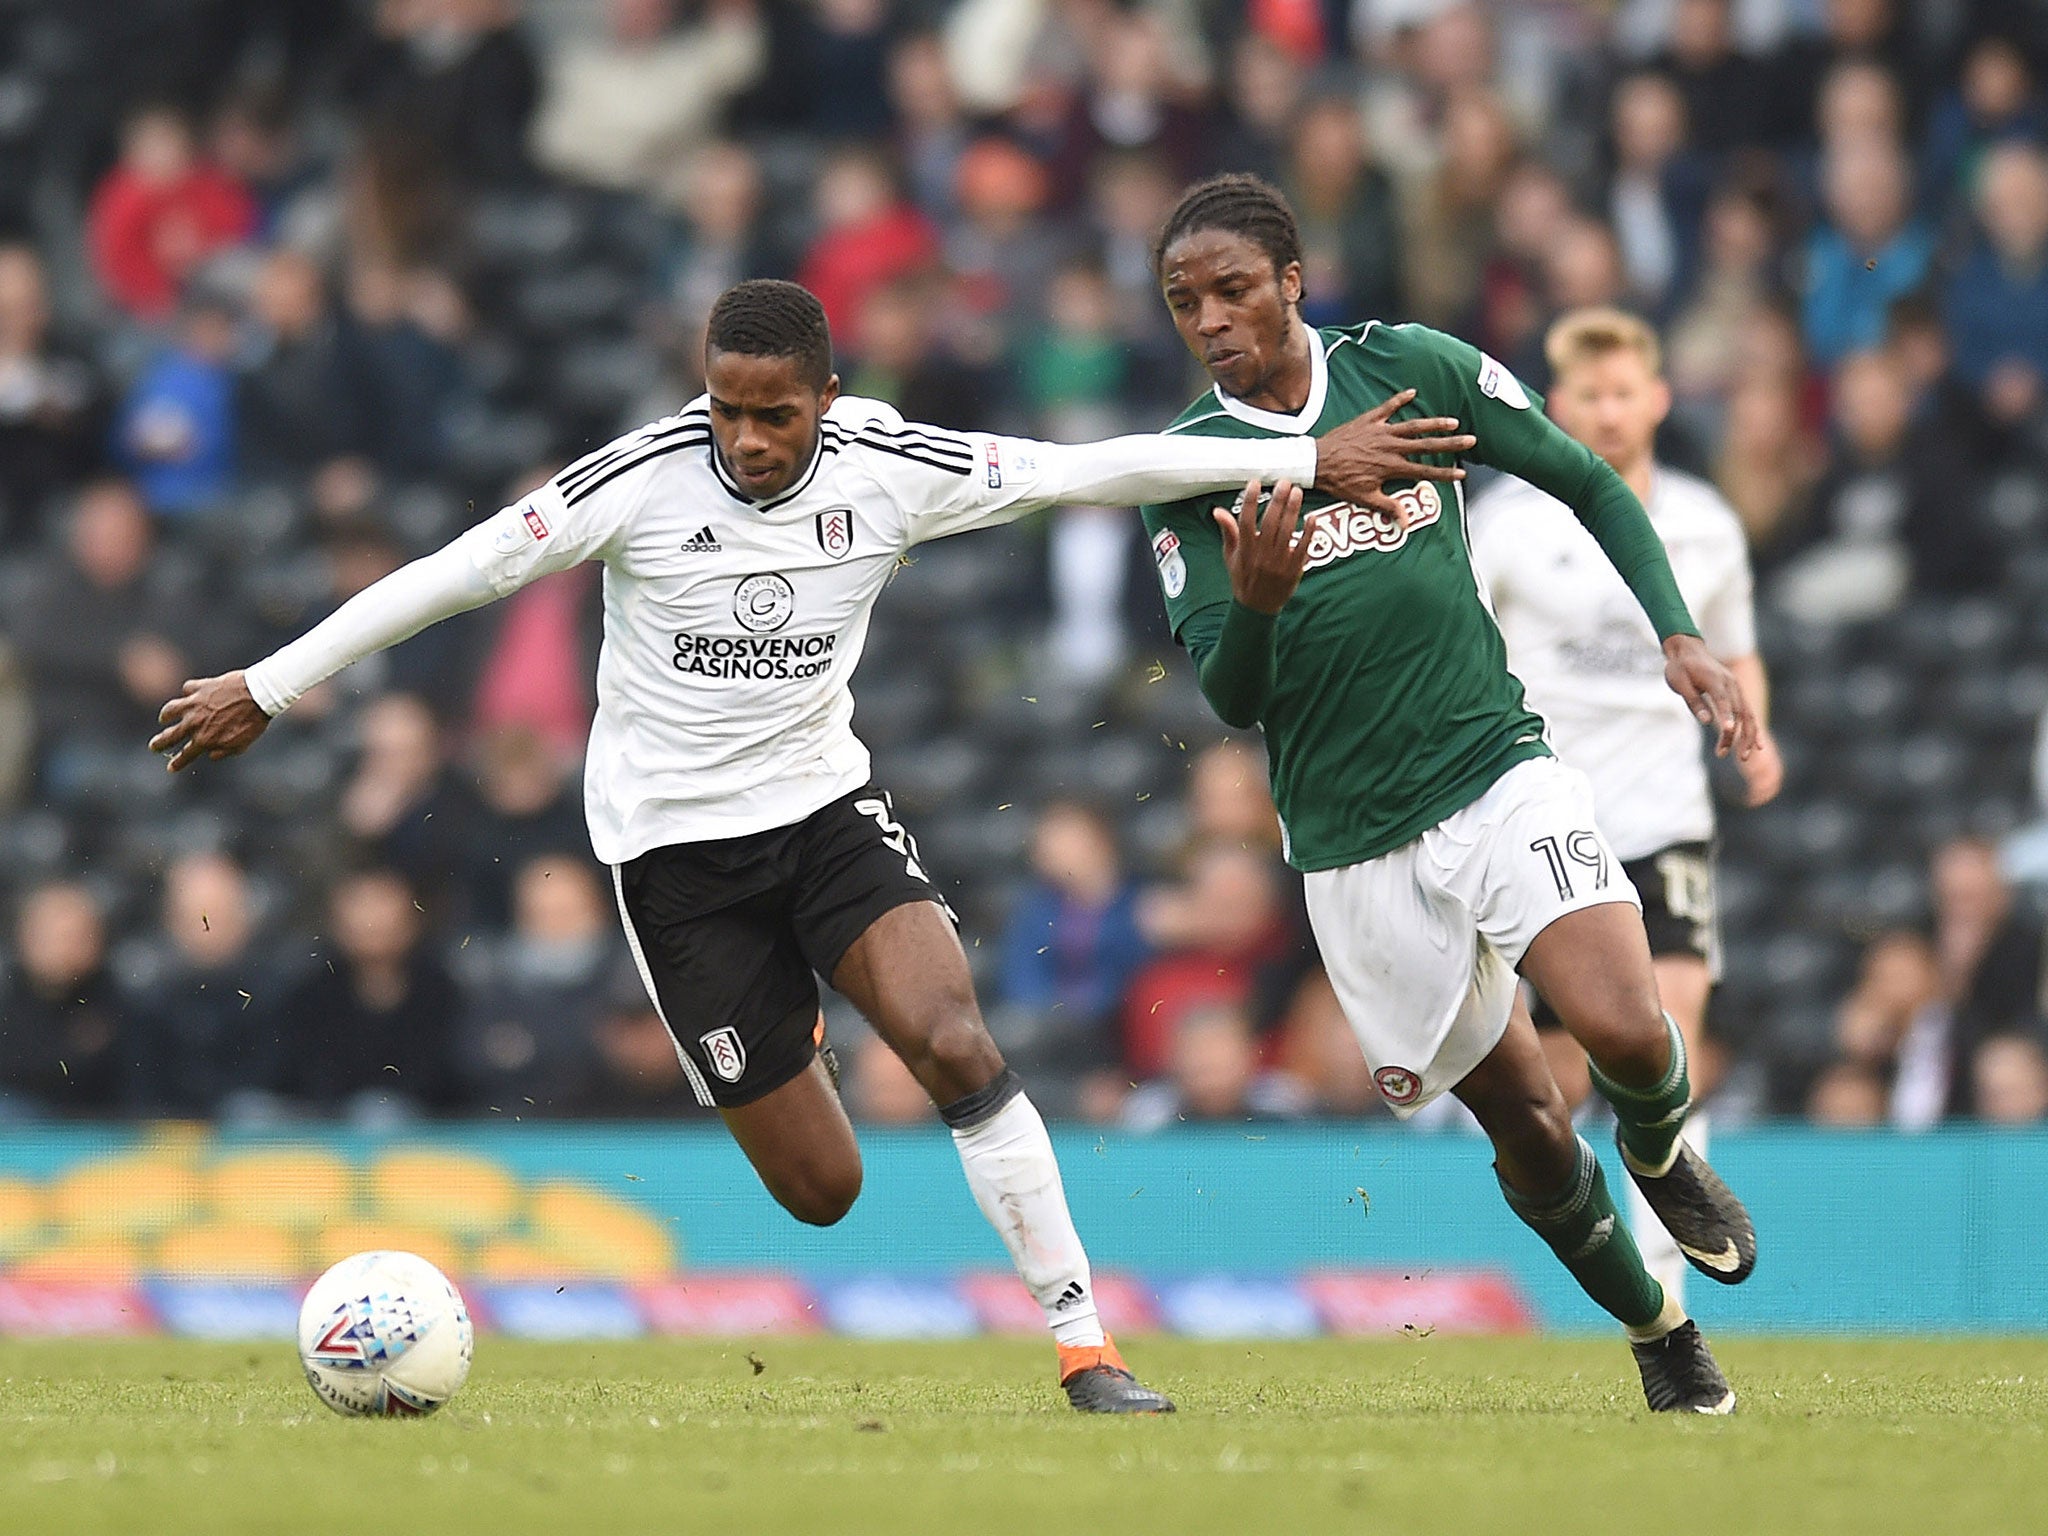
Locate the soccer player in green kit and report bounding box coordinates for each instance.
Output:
[1142,176,1759,1414]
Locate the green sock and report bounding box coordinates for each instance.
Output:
[1499,1135,1670,1335]
[1589,1012,1691,1175]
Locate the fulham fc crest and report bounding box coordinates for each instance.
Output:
[815,507,854,559]
[701,1026,747,1083]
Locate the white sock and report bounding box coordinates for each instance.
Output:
[1628,1107,1708,1310]
[950,1091,1105,1349]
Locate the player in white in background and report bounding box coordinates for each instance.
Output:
[150,278,1464,1413]
[1469,307,1783,1306]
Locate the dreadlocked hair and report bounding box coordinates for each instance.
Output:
[1152,173,1304,288]
[705,279,834,390]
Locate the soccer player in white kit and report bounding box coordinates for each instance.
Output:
[1469,308,1783,1305]
[150,278,1467,1412]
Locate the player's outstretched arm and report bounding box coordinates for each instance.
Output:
[903,392,1473,543]
[1018,393,1473,514]
[148,538,502,773]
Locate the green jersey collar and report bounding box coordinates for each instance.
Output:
[1210,320,1331,433]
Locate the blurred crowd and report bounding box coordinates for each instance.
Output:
[2,0,2048,1129]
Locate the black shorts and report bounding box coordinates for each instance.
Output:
[1531,840,1718,1031]
[612,786,954,1108]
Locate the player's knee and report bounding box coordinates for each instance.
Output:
[1483,1082,1579,1191]
[775,1158,863,1227]
[1562,982,1666,1076]
[902,1006,1002,1093]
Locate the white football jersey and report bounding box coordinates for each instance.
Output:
[449,396,1059,863]
[1468,466,1756,862]
[245,390,1315,864]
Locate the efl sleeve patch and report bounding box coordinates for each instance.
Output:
[1152,527,1187,599]
[1477,353,1531,410]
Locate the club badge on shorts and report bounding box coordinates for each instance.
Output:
[701,1026,747,1083]
[1374,1065,1422,1106]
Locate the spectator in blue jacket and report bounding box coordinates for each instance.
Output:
[112,290,239,518]
[998,799,1149,1058]
[1943,141,2048,416]
[1922,35,2047,215]
[1803,135,1934,368]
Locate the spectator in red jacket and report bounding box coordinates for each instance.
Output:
[797,148,939,350]
[87,104,256,323]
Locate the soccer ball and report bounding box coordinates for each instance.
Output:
[297,1250,474,1417]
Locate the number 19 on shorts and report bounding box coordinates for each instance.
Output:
[1530,832,1610,902]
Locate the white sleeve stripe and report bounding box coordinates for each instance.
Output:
[858,422,975,459]
[855,436,972,475]
[851,428,970,462]
[563,431,711,506]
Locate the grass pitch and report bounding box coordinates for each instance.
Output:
[1,1336,2042,1536]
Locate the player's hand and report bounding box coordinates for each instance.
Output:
[150,671,271,772]
[1739,727,1785,806]
[1661,635,1758,761]
[1312,388,1476,524]
[1215,477,1311,615]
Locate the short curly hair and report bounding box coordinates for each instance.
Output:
[705,279,834,391]
[1152,174,1304,288]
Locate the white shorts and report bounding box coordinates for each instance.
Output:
[1304,756,1640,1118]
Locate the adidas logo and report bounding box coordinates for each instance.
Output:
[681,525,721,552]
[1053,1281,1087,1312]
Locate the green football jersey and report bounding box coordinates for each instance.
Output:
[1141,320,1582,872]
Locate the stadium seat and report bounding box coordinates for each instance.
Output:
[49,1155,204,1240]
[309,1222,463,1279]
[367,1149,520,1240]
[551,337,660,420]
[850,675,941,744]
[512,267,637,340]
[153,1221,301,1281]
[468,1235,566,1282]
[1941,598,2017,670]
[870,738,984,816]
[443,401,555,483]
[0,1175,47,1259]
[7,1235,143,1283]
[526,1182,676,1280]
[1982,469,2048,543]
[468,190,588,270]
[208,1148,356,1231]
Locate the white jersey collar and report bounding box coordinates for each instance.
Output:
[1211,322,1329,433]
[709,426,831,512]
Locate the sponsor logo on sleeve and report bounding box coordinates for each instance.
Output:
[701,1026,747,1083]
[732,573,796,634]
[815,507,853,559]
[522,504,551,540]
[1152,528,1187,599]
[1476,353,1531,409]
[983,440,1002,488]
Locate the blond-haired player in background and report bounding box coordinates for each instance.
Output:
[1470,308,1783,1307]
